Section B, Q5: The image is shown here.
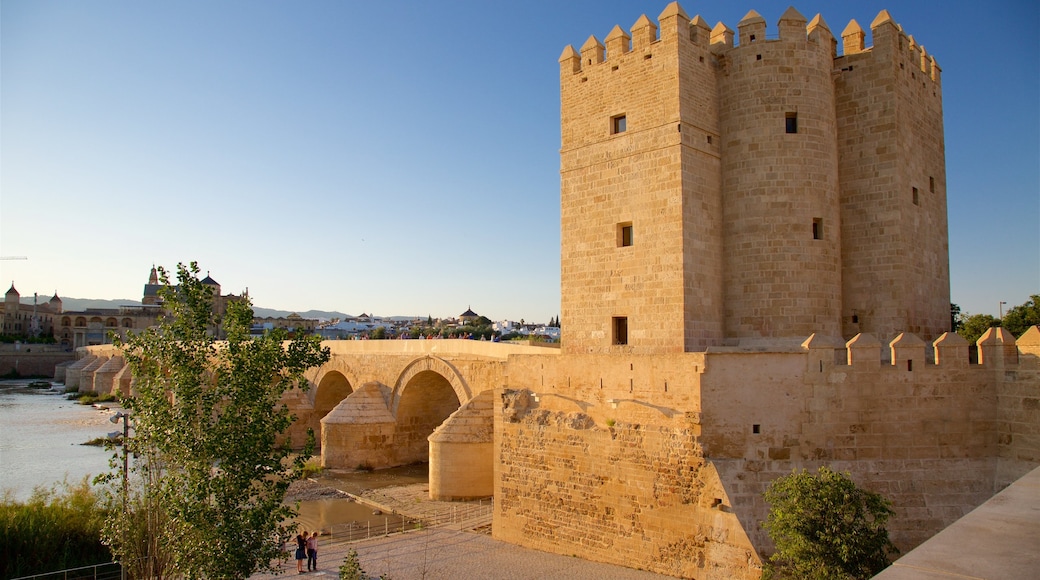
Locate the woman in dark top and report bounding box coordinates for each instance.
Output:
[295,533,307,574]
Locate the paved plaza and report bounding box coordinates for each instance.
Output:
[249,527,675,580]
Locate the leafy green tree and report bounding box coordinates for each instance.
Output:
[103,262,330,579]
[370,326,387,340]
[956,313,1000,344]
[763,467,897,580]
[1002,295,1040,338]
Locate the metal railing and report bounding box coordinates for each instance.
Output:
[325,498,493,544]
[11,561,122,580]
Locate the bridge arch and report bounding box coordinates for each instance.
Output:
[391,355,471,417]
[313,370,354,425]
[390,356,471,466]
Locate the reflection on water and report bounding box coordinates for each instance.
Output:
[292,498,401,535]
[315,463,429,495]
[292,464,430,533]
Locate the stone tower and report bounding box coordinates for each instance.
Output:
[559,3,949,355]
[834,11,949,340]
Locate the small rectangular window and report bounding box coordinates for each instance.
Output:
[929,176,935,193]
[617,222,633,247]
[913,187,919,205]
[812,218,822,240]
[611,114,627,134]
[785,112,798,134]
[612,317,628,345]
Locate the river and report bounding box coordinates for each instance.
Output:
[0,379,428,533]
[0,379,115,501]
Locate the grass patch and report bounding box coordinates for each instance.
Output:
[301,457,323,478]
[67,391,117,405]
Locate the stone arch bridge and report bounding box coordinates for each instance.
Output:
[70,339,557,500]
[282,340,556,500]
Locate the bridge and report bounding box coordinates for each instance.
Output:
[67,340,558,501]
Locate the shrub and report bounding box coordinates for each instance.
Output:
[763,467,897,579]
[0,478,111,578]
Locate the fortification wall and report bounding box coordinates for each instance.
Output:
[700,337,1008,552]
[494,394,759,579]
[996,328,1040,487]
[495,330,1040,574]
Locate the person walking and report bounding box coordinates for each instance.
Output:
[295,532,307,574]
[306,531,319,571]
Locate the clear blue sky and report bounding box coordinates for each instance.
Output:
[2,0,1037,322]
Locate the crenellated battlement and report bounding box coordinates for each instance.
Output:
[799,326,1040,370]
[560,2,940,86]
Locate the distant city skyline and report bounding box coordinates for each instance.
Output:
[2,0,1037,322]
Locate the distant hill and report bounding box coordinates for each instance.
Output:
[23,298,431,323]
[252,307,354,321]
[24,297,355,322]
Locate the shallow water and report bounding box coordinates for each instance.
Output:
[0,380,427,532]
[0,380,117,501]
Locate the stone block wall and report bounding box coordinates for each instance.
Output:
[496,331,1040,574]
[0,349,75,378]
[835,12,949,341]
[429,390,496,500]
[494,396,760,579]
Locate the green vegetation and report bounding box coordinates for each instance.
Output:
[98,262,330,580]
[0,478,112,579]
[338,548,391,580]
[763,467,897,580]
[68,390,118,405]
[405,319,497,341]
[1002,295,1040,338]
[301,456,323,478]
[0,333,56,344]
[955,295,1040,344]
[956,313,1000,344]
[338,548,365,580]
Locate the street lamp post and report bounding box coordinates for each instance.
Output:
[109,411,130,580]
[999,301,1007,320]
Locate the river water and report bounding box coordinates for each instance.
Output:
[0,379,428,533]
[0,379,115,501]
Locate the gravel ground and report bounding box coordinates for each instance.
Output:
[285,479,351,502]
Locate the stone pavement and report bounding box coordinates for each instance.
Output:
[249,527,675,580]
[254,481,674,580]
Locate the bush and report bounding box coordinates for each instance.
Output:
[0,478,112,578]
[763,467,897,579]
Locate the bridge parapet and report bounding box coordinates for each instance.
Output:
[320,338,558,360]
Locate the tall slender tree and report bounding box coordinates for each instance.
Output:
[101,262,329,579]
